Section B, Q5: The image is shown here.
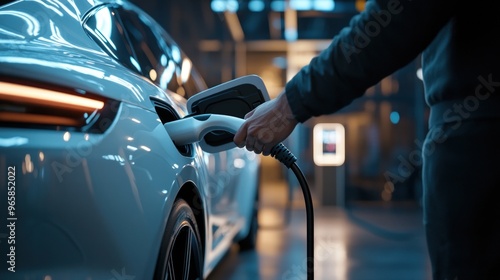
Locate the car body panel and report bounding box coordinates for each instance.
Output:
[0,0,260,279]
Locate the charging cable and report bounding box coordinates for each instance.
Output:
[270,143,314,280]
[164,114,315,280]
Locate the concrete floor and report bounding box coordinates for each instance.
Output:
[207,179,432,280]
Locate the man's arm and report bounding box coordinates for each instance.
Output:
[286,0,453,122]
[235,0,454,153]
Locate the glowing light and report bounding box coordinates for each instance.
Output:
[63,131,71,142]
[131,118,141,124]
[390,111,400,124]
[24,154,33,173]
[130,56,141,72]
[270,0,286,11]
[211,0,239,12]
[149,69,157,81]
[127,145,138,151]
[313,123,345,166]
[355,0,366,12]
[233,158,246,168]
[171,45,181,63]
[127,137,134,141]
[416,68,423,81]
[313,0,335,11]
[0,81,104,111]
[160,54,167,66]
[181,58,192,83]
[248,0,265,11]
[0,137,28,147]
[140,145,151,152]
[159,60,176,89]
[211,0,225,12]
[39,151,45,162]
[102,155,125,163]
[0,112,80,126]
[290,0,312,10]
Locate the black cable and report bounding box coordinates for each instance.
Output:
[291,163,314,280]
[271,143,314,280]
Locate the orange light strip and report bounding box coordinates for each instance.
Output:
[0,81,105,111]
[0,112,80,126]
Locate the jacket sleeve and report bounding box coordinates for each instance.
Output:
[285,0,453,123]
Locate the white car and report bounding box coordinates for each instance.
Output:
[0,0,267,279]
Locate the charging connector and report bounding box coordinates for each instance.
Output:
[164,114,315,280]
[163,114,244,153]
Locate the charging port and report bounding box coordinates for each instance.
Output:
[150,97,193,156]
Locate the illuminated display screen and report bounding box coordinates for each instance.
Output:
[313,123,345,166]
[322,129,337,155]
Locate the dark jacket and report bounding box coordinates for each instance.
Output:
[285,0,500,127]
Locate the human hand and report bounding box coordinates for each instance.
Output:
[233,91,298,156]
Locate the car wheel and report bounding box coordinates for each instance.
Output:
[155,199,203,280]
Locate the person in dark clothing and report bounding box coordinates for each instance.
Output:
[233,0,500,279]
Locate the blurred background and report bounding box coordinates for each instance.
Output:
[131,0,428,204]
[130,0,431,279]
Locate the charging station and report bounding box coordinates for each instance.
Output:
[313,123,346,207]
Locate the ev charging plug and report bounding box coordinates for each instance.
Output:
[163,113,315,280]
[163,114,244,147]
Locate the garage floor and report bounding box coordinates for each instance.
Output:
[207,177,432,280]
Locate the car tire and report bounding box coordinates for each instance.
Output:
[154,199,203,280]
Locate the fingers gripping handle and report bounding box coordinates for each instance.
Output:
[163,114,245,146]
